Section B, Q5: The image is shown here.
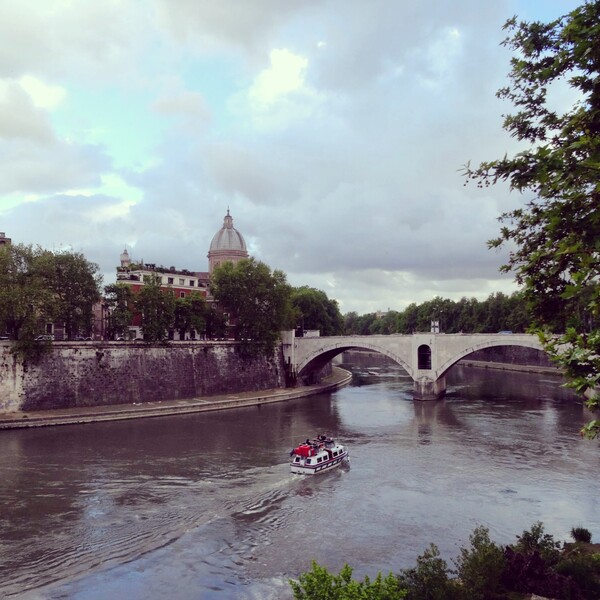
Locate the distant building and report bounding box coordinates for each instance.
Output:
[0,232,11,246]
[208,209,249,274]
[114,210,249,340]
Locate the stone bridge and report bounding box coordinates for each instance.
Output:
[281,332,545,400]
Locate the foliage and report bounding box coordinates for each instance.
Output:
[572,527,593,544]
[290,561,406,600]
[135,274,175,342]
[343,291,531,336]
[42,251,102,339]
[397,544,459,600]
[463,1,600,437]
[204,305,228,339]
[0,244,101,356]
[291,286,344,336]
[501,547,584,599]
[103,283,134,340]
[555,551,600,598]
[291,523,600,600]
[0,244,56,343]
[174,292,208,339]
[452,526,505,599]
[210,258,293,355]
[512,521,562,564]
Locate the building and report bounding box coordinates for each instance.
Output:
[0,232,11,246]
[114,210,249,340]
[208,209,249,274]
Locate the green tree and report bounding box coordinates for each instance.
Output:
[453,526,505,599]
[0,244,101,348]
[0,244,56,344]
[290,561,406,600]
[463,1,600,437]
[210,258,293,355]
[43,251,101,339]
[397,544,459,600]
[174,292,208,339]
[291,286,344,335]
[104,283,134,340]
[136,275,175,342]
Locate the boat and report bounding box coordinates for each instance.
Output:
[290,434,349,475]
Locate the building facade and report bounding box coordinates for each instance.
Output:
[114,210,249,340]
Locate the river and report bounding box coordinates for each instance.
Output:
[0,356,598,599]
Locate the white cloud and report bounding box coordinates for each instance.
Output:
[249,49,308,107]
[18,75,66,110]
[0,0,585,315]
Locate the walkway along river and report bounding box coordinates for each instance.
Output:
[0,356,598,599]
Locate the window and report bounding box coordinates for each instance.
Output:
[306,459,312,465]
[190,280,195,286]
[167,277,174,284]
[179,278,185,285]
[180,292,185,298]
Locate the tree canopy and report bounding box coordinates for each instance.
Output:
[210,258,293,354]
[463,1,600,437]
[135,274,175,342]
[103,283,134,340]
[291,286,344,336]
[0,244,101,350]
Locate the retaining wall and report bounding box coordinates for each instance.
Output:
[0,341,285,412]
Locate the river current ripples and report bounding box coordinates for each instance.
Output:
[0,357,598,599]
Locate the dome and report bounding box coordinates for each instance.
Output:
[209,210,247,252]
[207,210,249,274]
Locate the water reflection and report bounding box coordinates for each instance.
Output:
[1,357,598,599]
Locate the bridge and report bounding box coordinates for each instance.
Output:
[281,332,545,400]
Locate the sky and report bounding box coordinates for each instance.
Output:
[0,0,583,315]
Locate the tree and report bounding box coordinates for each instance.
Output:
[291,286,344,335]
[135,274,175,342]
[43,251,102,339]
[104,283,134,340]
[290,561,406,600]
[210,258,293,355]
[0,244,56,343]
[174,292,208,339]
[0,244,101,350]
[463,2,600,437]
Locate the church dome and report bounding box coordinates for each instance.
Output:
[209,209,247,252]
[207,210,249,274]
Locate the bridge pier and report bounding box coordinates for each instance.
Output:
[413,375,446,401]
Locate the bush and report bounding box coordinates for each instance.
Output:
[398,544,460,600]
[453,526,505,599]
[571,527,593,544]
[511,521,561,564]
[289,561,407,600]
[501,547,583,599]
[555,553,600,599]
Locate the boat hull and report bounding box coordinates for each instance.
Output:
[290,448,349,475]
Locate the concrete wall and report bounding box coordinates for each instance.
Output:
[0,341,285,412]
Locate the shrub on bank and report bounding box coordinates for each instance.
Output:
[289,522,600,600]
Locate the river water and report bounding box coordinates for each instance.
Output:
[0,357,598,599]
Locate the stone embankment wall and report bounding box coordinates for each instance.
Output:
[0,341,285,412]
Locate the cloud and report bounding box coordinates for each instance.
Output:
[0,80,56,142]
[0,0,584,315]
[18,75,66,110]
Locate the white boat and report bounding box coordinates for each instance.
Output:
[290,435,349,475]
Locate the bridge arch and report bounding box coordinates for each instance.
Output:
[289,332,548,399]
[435,337,546,379]
[297,341,413,384]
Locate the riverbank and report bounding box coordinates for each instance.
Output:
[0,367,352,430]
[460,359,563,375]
